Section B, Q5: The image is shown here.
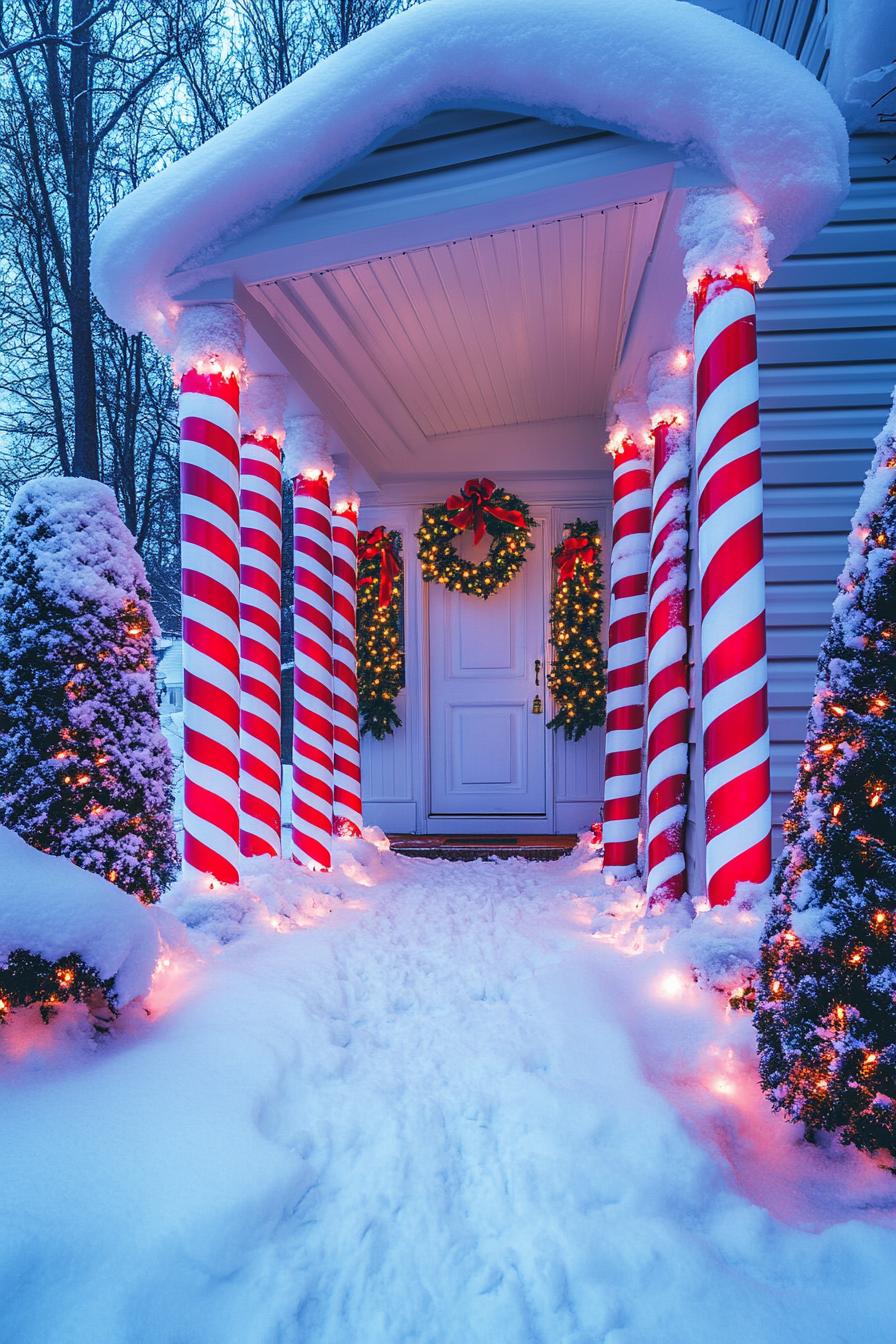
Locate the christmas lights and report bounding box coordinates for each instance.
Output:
[357,528,404,740]
[755,407,896,1160]
[546,520,606,741]
[416,480,535,598]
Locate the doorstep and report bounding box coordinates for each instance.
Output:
[387,834,578,862]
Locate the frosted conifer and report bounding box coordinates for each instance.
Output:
[755,396,896,1159]
[0,479,178,903]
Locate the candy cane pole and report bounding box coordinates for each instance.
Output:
[238,375,286,860]
[645,409,691,905]
[694,269,771,905]
[602,430,652,877]
[331,496,363,837]
[288,417,336,871]
[179,363,242,884]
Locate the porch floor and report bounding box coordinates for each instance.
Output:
[387,834,578,862]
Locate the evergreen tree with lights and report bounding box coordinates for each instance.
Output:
[755,401,896,1160]
[0,479,178,904]
[357,526,404,739]
[547,520,606,740]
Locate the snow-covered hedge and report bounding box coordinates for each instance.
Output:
[0,827,160,1021]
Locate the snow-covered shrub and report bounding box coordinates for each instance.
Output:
[755,393,896,1160]
[0,826,161,1023]
[0,479,178,903]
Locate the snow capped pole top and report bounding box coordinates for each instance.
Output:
[679,187,772,293]
[91,0,848,345]
[332,490,361,518]
[171,304,245,385]
[647,348,692,431]
[284,415,335,482]
[241,373,287,442]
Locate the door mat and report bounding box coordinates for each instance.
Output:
[387,835,577,862]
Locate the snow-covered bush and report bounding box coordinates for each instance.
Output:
[0,479,178,903]
[755,394,896,1160]
[0,826,161,1022]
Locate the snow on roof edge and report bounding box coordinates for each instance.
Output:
[91,0,849,345]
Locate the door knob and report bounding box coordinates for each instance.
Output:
[534,658,541,686]
[532,657,543,713]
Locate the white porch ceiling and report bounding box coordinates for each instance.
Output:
[248,193,666,479]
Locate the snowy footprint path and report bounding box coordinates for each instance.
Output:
[1,845,895,1344]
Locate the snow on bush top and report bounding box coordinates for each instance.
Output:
[0,827,160,1006]
[91,0,848,344]
[3,478,159,629]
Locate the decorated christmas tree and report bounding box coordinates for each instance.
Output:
[755,398,896,1159]
[547,520,606,740]
[357,526,405,739]
[0,479,178,904]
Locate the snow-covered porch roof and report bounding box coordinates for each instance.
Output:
[91,0,847,492]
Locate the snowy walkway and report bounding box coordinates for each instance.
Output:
[1,839,895,1343]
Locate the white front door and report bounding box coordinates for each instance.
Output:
[428,522,547,820]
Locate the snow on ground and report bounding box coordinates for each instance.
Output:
[1,836,894,1344]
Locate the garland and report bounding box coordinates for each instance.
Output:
[416,478,535,598]
[547,520,606,740]
[0,950,116,1025]
[357,526,404,739]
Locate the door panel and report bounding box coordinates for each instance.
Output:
[429,523,546,816]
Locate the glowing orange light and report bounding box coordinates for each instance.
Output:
[0,998,7,1013]
[832,803,843,818]
[817,742,835,755]
[874,911,887,925]
[673,348,690,371]
[107,869,117,882]
[657,971,687,1000]
[96,754,108,766]
[849,950,863,965]
[864,1052,878,1068]
[815,1078,829,1093]
[75,773,89,786]
[835,1005,846,1023]
[784,931,798,947]
[126,624,142,637]
[830,705,846,718]
[56,968,74,987]
[771,979,782,996]
[873,696,888,711]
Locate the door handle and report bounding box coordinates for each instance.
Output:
[534,658,541,687]
[532,658,543,714]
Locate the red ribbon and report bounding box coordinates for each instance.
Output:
[445,478,527,545]
[358,525,401,609]
[555,535,596,585]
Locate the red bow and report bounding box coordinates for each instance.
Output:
[445,478,526,545]
[556,535,596,585]
[358,526,401,609]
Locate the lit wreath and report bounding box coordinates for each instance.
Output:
[416,478,535,598]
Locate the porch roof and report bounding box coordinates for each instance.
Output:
[91,0,847,351]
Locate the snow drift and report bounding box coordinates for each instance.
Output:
[0,827,160,1008]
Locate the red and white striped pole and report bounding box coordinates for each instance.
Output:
[175,307,244,885]
[238,375,286,860]
[693,269,771,905]
[287,417,336,871]
[602,427,652,877]
[645,353,692,905]
[331,494,363,837]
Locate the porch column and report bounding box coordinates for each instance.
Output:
[238,375,286,860]
[287,417,336,871]
[331,493,363,837]
[175,305,244,884]
[645,350,692,906]
[691,248,772,905]
[602,426,652,878]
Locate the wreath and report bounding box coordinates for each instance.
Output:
[356,526,404,739]
[547,520,606,741]
[416,478,535,598]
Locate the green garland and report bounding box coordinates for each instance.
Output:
[547,520,606,741]
[357,528,405,740]
[0,950,116,1025]
[416,479,535,599]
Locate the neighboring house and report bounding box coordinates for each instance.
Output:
[92,0,896,899]
[156,640,184,713]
